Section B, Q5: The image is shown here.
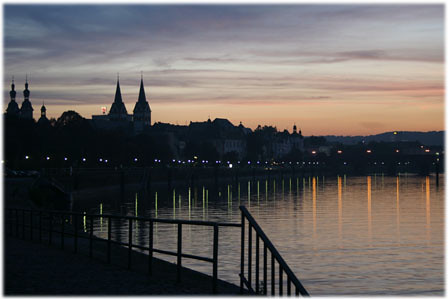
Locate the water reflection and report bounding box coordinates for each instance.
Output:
[75,175,444,296]
[396,176,400,243]
[338,176,342,248]
[367,176,372,246]
[426,176,431,244]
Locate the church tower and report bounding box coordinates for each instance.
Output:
[6,77,20,116]
[37,102,50,126]
[109,76,128,121]
[20,76,34,120]
[132,74,151,133]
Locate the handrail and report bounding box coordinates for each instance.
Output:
[7,208,240,227]
[239,205,309,296]
[6,208,241,294]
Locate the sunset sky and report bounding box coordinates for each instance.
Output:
[3,4,444,135]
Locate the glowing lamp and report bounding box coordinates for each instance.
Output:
[337,150,342,154]
[25,155,29,159]
[366,150,372,153]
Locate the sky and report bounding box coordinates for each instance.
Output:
[3,4,444,136]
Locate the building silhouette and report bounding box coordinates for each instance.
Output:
[20,77,33,120]
[92,76,151,133]
[37,102,50,126]
[6,78,20,116]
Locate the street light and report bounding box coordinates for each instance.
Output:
[25,155,29,160]
[366,150,372,153]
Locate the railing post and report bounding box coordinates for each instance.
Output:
[279,265,283,295]
[29,211,33,240]
[212,224,219,294]
[287,277,291,296]
[177,223,182,283]
[248,223,252,288]
[49,212,53,245]
[89,216,94,258]
[263,243,267,295]
[240,211,245,294]
[271,253,275,296]
[256,233,259,294]
[107,216,111,263]
[148,220,153,276]
[128,218,133,269]
[61,214,65,249]
[74,214,78,253]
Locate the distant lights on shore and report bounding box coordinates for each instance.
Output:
[425,149,430,153]
[311,150,316,155]
[337,150,342,154]
[366,150,372,153]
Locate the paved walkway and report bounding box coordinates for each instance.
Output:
[5,236,241,295]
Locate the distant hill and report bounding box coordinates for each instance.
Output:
[323,131,444,146]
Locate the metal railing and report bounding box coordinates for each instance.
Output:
[6,208,240,294]
[6,206,309,296]
[239,206,309,296]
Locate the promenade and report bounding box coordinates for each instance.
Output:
[5,236,241,295]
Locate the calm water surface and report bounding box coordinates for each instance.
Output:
[75,174,444,295]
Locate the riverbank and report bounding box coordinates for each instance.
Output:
[4,234,241,295]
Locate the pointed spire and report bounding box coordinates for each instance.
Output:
[137,75,146,103]
[114,77,123,103]
[23,74,30,100]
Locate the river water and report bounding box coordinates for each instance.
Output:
[74,174,444,295]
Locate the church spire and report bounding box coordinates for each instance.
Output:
[114,77,123,104]
[10,76,16,100]
[137,75,146,103]
[23,74,30,100]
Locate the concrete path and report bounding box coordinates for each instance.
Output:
[4,236,241,295]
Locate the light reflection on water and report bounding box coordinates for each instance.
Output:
[77,175,444,295]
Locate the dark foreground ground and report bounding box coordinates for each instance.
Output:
[4,236,242,295]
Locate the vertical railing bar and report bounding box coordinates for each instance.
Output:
[212,224,219,294]
[287,277,291,296]
[128,218,133,269]
[89,215,93,258]
[149,220,153,276]
[177,223,182,283]
[263,242,267,296]
[240,213,245,294]
[279,264,283,295]
[107,216,111,263]
[74,214,78,253]
[248,223,252,288]
[271,252,275,296]
[256,233,260,294]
